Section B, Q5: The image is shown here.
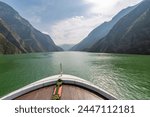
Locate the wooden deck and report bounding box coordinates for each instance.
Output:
[15,85,105,100]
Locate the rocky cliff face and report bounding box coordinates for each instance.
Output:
[0,33,21,54]
[90,0,150,54]
[0,1,62,54]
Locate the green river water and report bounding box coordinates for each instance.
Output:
[0,52,150,99]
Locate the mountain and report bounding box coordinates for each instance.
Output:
[71,5,136,51]
[90,0,150,54]
[0,1,62,54]
[59,44,75,51]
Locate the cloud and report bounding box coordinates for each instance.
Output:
[84,0,118,13]
[83,0,143,17]
[49,15,110,45]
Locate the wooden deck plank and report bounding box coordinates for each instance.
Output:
[61,85,104,100]
[16,86,54,100]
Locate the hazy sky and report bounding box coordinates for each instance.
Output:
[1,0,143,45]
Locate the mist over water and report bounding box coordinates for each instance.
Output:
[0,52,150,99]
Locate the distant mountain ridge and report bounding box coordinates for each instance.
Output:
[0,1,62,54]
[59,44,75,51]
[71,5,136,51]
[90,0,150,54]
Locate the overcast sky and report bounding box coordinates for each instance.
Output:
[1,0,143,45]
